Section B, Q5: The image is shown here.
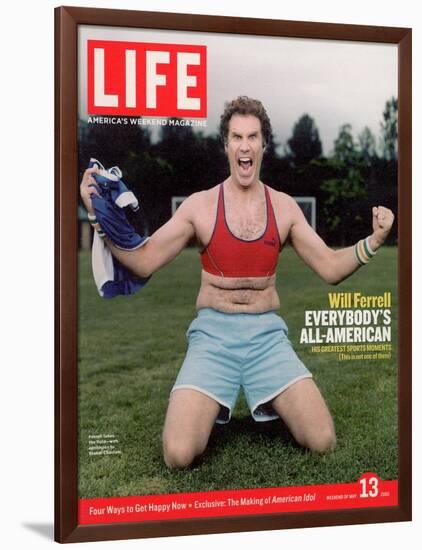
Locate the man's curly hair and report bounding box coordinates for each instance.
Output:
[219,96,272,146]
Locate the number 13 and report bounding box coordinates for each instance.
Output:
[359,476,379,498]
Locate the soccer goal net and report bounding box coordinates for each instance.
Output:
[294,197,316,231]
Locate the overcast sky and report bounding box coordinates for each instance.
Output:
[79,25,397,155]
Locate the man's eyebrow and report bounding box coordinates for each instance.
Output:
[230,130,260,137]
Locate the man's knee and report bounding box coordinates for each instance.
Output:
[163,437,202,469]
[162,389,219,468]
[300,425,336,453]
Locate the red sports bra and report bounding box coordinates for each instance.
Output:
[200,183,281,278]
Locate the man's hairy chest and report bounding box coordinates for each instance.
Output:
[192,188,292,247]
[225,201,267,240]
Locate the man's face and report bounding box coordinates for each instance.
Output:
[225,114,265,188]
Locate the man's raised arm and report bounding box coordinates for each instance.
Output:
[287,196,394,285]
[80,166,196,279]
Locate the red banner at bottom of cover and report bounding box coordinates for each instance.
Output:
[79,472,398,525]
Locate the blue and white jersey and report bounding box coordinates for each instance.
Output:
[91,231,150,299]
[88,158,150,298]
[89,158,148,250]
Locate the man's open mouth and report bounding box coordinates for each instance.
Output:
[238,157,253,175]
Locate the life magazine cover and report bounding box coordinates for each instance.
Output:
[76,23,398,525]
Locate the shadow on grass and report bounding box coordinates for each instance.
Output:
[198,415,301,465]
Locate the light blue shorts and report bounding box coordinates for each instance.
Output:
[172,308,312,424]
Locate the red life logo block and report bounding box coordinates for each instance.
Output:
[87,40,207,118]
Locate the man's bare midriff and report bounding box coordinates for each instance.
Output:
[196,270,280,313]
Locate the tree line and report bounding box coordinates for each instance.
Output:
[78,97,397,246]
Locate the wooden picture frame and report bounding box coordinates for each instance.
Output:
[55,5,411,543]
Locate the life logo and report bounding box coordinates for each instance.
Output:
[87,40,207,118]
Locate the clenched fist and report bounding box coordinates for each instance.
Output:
[80,166,100,215]
[370,206,395,250]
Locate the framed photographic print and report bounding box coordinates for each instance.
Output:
[55,5,412,543]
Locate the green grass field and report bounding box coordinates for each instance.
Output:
[78,247,398,498]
